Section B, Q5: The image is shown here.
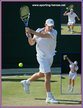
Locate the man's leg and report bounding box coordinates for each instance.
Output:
[71,79,75,92]
[69,79,71,85]
[68,79,71,90]
[71,73,77,92]
[72,79,74,87]
[67,24,70,31]
[44,72,51,92]
[26,72,44,85]
[21,72,44,94]
[71,23,74,33]
[28,72,44,82]
[44,72,59,104]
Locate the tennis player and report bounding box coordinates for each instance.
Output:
[63,9,80,33]
[66,57,79,92]
[21,19,59,104]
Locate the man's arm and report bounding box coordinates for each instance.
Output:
[67,57,71,63]
[25,27,52,38]
[76,16,80,21]
[63,11,67,16]
[73,66,79,72]
[25,32,36,46]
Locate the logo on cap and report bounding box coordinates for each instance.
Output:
[45,19,54,26]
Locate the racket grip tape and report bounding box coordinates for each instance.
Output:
[25,32,31,38]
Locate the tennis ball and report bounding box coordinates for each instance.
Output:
[66,7,68,10]
[18,62,23,67]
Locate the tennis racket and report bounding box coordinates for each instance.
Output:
[63,55,67,60]
[66,4,74,12]
[20,5,30,27]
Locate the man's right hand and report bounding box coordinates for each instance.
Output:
[25,27,31,34]
[63,11,67,16]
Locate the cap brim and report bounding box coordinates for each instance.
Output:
[46,24,54,26]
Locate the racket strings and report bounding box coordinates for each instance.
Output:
[69,5,74,9]
[20,6,30,26]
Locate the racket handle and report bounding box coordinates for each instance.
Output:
[66,8,70,12]
[24,22,28,27]
[24,13,30,27]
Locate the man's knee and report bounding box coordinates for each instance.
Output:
[44,72,51,80]
[72,79,75,81]
[67,24,70,27]
[37,72,44,77]
[72,23,74,26]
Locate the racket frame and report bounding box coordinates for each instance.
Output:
[66,5,74,12]
[20,6,30,27]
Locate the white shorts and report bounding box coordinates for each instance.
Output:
[69,71,77,80]
[37,56,53,73]
[68,21,75,26]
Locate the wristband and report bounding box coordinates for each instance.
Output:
[25,32,31,38]
[26,35,31,38]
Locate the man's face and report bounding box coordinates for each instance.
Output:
[45,24,53,32]
[70,10,73,14]
[74,64,77,66]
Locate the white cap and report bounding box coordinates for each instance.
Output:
[74,61,78,64]
[70,8,73,11]
[45,19,54,26]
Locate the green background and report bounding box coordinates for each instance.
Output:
[2,2,81,69]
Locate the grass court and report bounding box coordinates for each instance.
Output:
[2,75,81,107]
[61,25,81,35]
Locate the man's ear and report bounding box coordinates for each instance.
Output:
[45,24,47,27]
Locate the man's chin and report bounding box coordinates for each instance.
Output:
[49,29,52,32]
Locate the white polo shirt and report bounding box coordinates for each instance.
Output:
[67,12,77,22]
[69,62,78,72]
[34,28,57,59]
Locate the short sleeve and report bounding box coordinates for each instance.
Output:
[48,30,57,39]
[75,66,78,71]
[69,62,74,69]
[66,12,70,16]
[70,61,73,65]
[34,28,41,38]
